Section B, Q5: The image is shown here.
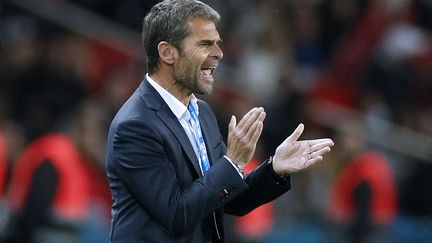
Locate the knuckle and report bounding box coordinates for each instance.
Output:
[233,130,242,139]
[239,137,248,146]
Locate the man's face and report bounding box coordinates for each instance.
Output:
[173,17,223,95]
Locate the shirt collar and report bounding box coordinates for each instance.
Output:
[146,73,198,121]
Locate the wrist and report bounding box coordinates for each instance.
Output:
[231,158,246,170]
[268,156,289,179]
[223,155,244,177]
[232,162,244,174]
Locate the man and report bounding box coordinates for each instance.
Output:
[105,0,334,242]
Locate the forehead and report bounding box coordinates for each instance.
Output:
[186,17,220,40]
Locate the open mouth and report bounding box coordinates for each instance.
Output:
[200,67,216,79]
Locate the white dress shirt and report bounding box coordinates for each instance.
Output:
[146,74,243,177]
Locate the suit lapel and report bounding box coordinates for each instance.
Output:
[156,110,202,176]
[139,79,202,176]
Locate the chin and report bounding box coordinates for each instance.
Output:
[195,88,212,96]
[195,78,214,95]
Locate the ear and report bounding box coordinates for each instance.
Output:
[157,41,178,65]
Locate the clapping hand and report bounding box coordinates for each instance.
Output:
[226,107,266,168]
[272,123,334,175]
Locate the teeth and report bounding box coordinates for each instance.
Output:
[201,68,212,76]
[201,66,216,77]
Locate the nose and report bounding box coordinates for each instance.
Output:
[211,44,223,60]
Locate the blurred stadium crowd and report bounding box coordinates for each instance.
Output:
[0,0,431,242]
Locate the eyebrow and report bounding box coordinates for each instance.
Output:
[199,39,223,45]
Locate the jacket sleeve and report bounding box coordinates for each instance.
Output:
[110,119,249,236]
[224,158,291,216]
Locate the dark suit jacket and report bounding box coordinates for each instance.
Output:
[105,79,291,242]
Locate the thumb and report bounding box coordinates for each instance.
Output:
[228,115,236,133]
[285,123,304,143]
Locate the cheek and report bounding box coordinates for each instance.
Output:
[187,48,207,64]
[186,56,204,75]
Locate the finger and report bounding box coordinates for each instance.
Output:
[237,108,265,132]
[284,123,304,143]
[242,108,264,128]
[247,119,264,146]
[236,107,258,128]
[244,111,266,139]
[310,140,334,152]
[310,146,331,158]
[308,138,334,147]
[228,115,236,135]
[305,156,323,168]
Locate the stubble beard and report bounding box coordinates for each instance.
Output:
[174,62,213,96]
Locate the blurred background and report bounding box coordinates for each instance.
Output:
[0,0,431,242]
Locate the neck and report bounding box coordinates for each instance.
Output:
[149,71,192,106]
